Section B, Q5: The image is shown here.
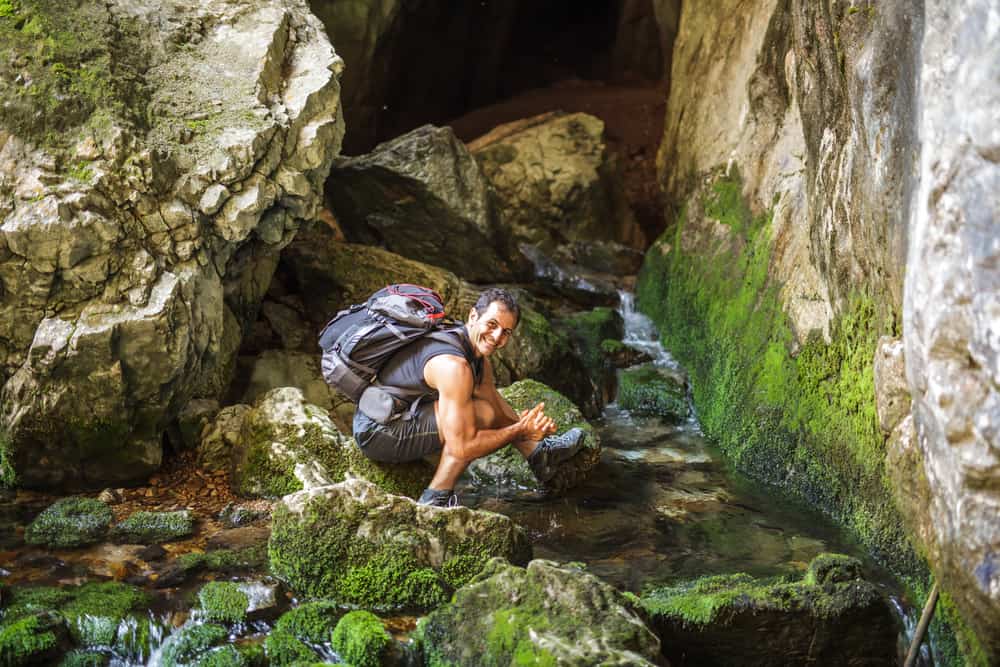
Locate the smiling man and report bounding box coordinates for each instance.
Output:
[352,287,585,507]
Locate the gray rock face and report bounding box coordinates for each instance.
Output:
[0,0,344,489]
[325,124,526,282]
[904,0,1000,654]
[420,558,663,667]
[472,111,644,254]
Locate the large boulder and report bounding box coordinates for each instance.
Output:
[468,380,600,494]
[268,478,532,612]
[418,558,663,666]
[0,0,344,489]
[227,387,432,499]
[324,124,526,282]
[903,1,1000,656]
[470,111,645,253]
[640,554,897,666]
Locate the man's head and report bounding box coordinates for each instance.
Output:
[467,288,520,358]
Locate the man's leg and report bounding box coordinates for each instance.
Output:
[427,397,506,491]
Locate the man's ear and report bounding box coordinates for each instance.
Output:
[468,307,478,322]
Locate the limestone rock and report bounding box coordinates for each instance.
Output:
[873,336,909,435]
[471,111,644,253]
[904,0,1000,654]
[230,386,432,499]
[0,0,345,489]
[560,307,626,406]
[24,497,113,549]
[325,124,526,282]
[468,380,600,494]
[268,478,532,611]
[641,554,897,666]
[618,364,689,422]
[419,558,662,666]
[174,399,220,453]
[198,404,252,473]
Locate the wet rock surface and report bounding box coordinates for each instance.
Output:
[641,554,898,667]
[419,558,663,666]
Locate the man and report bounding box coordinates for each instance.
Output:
[352,287,585,506]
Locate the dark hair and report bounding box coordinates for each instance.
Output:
[473,287,520,326]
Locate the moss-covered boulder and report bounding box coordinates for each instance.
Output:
[640,553,896,666]
[263,599,346,664]
[617,364,689,422]
[418,558,662,666]
[111,510,194,544]
[24,497,113,549]
[559,307,625,405]
[230,386,432,499]
[196,582,250,625]
[159,623,230,667]
[330,611,392,667]
[268,477,531,613]
[0,611,71,666]
[467,380,601,494]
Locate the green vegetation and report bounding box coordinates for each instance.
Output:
[58,650,107,666]
[330,611,391,667]
[173,543,269,577]
[263,628,318,665]
[636,168,911,570]
[560,307,624,380]
[272,600,344,644]
[0,0,148,146]
[197,582,249,625]
[24,497,113,548]
[111,510,194,543]
[0,426,15,488]
[617,364,688,421]
[160,623,228,667]
[66,161,93,182]
[0,612,63,665]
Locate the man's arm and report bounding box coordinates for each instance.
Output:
[426,355,548,461]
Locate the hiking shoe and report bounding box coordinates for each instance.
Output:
[528,427,586,482]
[417,487,460,508]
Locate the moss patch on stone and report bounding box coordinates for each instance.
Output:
[263,627,319,665]
[58,650,108,667]
[272,600,344,644]
[330,611,391,667]
[617,364,688,421]
[197,582,249,625]
[0,612,64,665]
[0,0,148,146]
[559,307,624,379]
[636,169,912,572]
[24,497,113,549]
[0,427,15,488]
[111,510,195,544]
[160,623,228,667]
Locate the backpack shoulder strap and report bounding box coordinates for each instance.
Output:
[425,325,482,385]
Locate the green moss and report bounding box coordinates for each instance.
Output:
[0,427,15,488]
[636,169,912,571]
[263,629,318,666]
[600,338,625,354]
[0,0,148,146]
[559,307,624,379]
[192,645,246,667]
[272,600,344,644]
[617,364,688,420]
[66,161,93,182]
[24,497,113,549]
[2,586,74,622]
[111,510,195,544]
[174,544,269,575]
[160,623,228,667]
[804,553,863,587]
[0,612,62,665]
[58,650,108,666]
[336,550,447,612]
[61,582,150,646]
[486,608,557,667]
[330,611,391,667]
[197,582,249,625]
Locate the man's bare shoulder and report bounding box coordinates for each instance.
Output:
[424,353,473,391]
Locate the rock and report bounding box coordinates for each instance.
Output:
[468,380,601,494]
[617,364,688,422]
[604,341,655,369]
[419,558,662,666]
[96,488,122,505]
[560,307,626,406]
[519,243,623,310]
[325,124,526,282]
[230,386,433,499]
[197,404,251,472]
[553,239,647,277]
[110,510,195,544]
[640,554,896,666]
[218,502,270,528]
[0,0,345,490]
[174,399,220,453]
[471,111,644,253]
[873,337,909,435]
[903,0,1000,654]
[196,581,251,624]
[25,497,113,549]
[206,526,272,552]
[268,477,532,611]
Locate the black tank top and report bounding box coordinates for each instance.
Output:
[376,327,481,401]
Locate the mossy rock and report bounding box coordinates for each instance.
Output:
[0,611,69,666]
[197,582,250,625]
[467,379,601,494]
[111,510,195,544]
[159,623,229,667]
[24,497,113,548]
[640,553,896,666]
[58,650,109,666]
[617,364,688,421]
[268,478,531,613]
[273,600,346,644]
[559,307,624,376]
[232,387,431,500]
[331,611,391,667]
[418,558,661,666]
[264,627,319,665]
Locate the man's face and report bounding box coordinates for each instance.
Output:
[468,301,517,358]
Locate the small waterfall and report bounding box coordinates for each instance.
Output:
[616,291,681,370]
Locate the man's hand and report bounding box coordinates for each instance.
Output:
[517,402,557,442]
